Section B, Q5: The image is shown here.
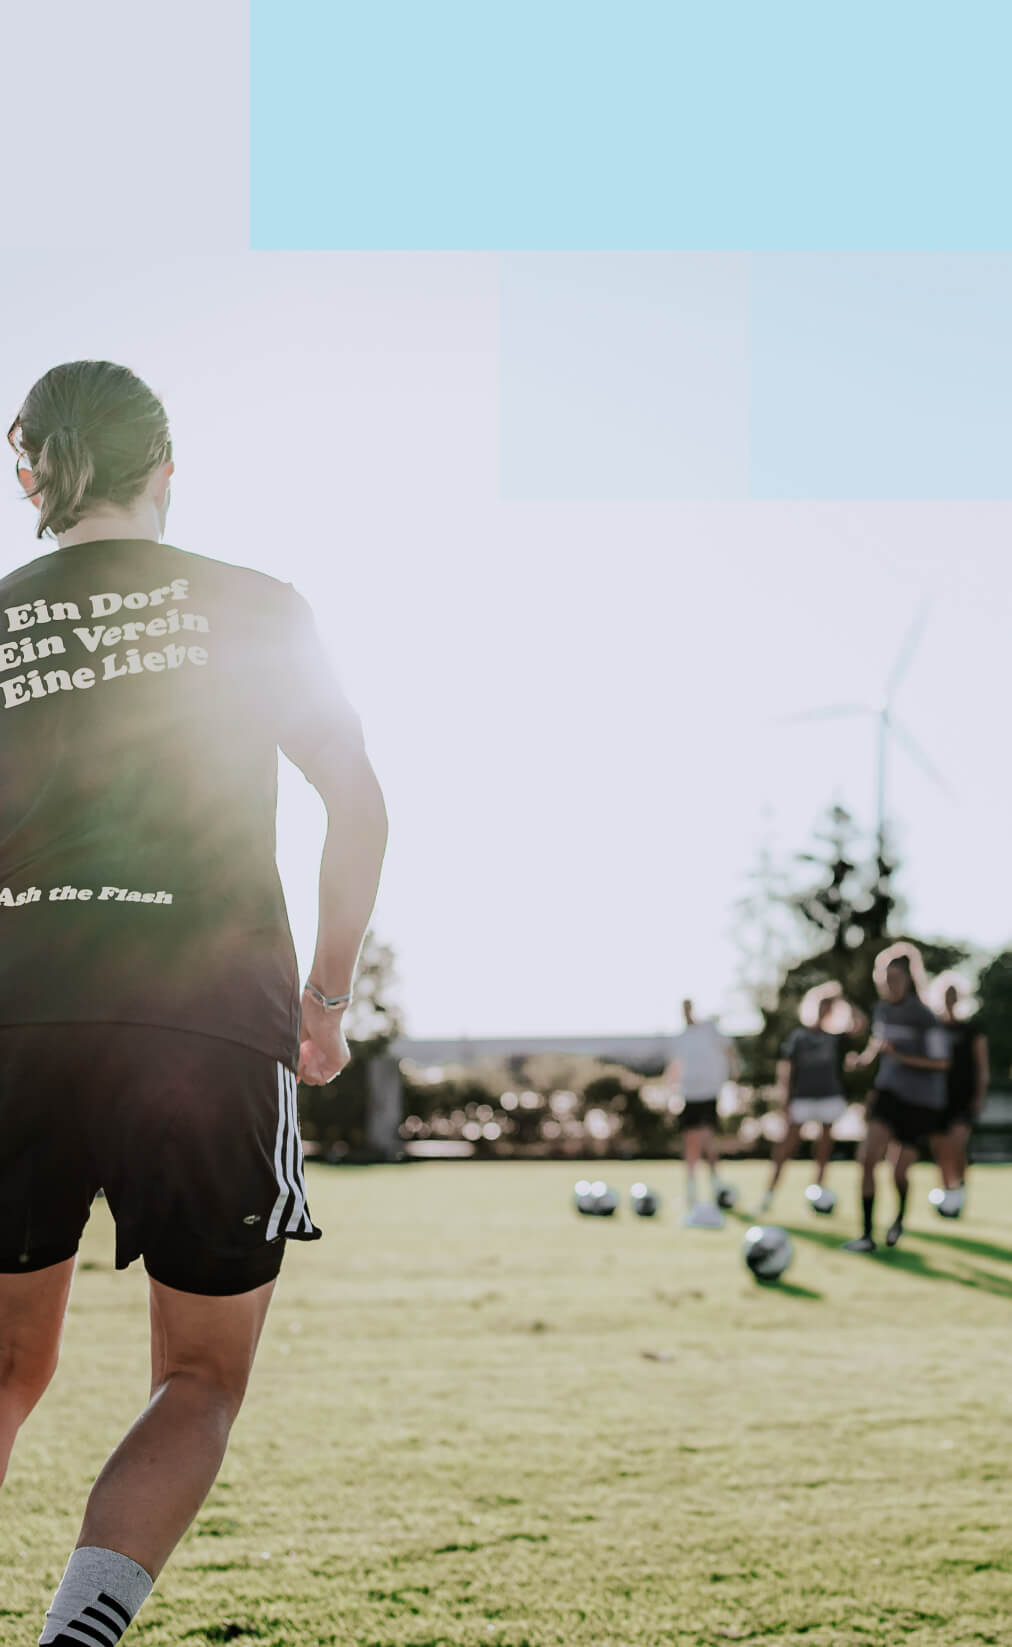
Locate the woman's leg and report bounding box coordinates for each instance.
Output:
[843,1117,890,1250]
[886,1143,918,1246]
[813,1123,834,1185]
[0,1256,76,1486]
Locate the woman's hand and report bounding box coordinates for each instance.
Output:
[297,992,353,1085]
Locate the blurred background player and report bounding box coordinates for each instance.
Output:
[842,945,949,1253]
[929,974,990,1217]
[663,999,737,1219]
[756,983,867,1216]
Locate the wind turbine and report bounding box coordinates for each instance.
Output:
[778,598,952,858]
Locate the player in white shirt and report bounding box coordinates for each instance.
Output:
[662,999,738,1218]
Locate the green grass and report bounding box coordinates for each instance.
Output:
[2,1160,1011,1646]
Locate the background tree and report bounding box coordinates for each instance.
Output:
[342,930,403,1054]
[298,928,404,1160]
[730,809,798,1016]
[736,802,969,1097]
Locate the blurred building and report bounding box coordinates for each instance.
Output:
[392,1033,672,1070]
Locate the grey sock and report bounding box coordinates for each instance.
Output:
[39,1545,152,1645]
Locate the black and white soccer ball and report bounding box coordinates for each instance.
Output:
[573,1179,597,1215]
[715,1183,739,1211]
[574,1179,619,1216]
[589,1179,619,1215]
[630,1182,660,1217]
[805,1184,837,1216]
[742,1224,794,1283]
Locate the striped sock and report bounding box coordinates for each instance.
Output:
[39,1546,152,1645]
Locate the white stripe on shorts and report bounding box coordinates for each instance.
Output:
[288,1069,314,1234]
[265,1062,295,1241]
[283,1068,309,1233]
[289,1070,314,1234]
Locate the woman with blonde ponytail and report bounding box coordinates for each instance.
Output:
[842,944,950,1254]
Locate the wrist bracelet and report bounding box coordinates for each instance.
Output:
[304,982,352,1011]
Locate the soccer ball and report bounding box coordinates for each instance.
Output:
[590,1180,619,1216]
[574,1179,619,1216]
[805,1184,837,1216]
[630,1182,660,1217]
[573,1179,598,1215]
[715,1183,739,1211]
[742,1224,793,1282]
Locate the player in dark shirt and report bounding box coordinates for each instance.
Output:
[843,945,949,1253]
[0,362,389,1646]
[756,986,866,1215]
[930,978,989,1216]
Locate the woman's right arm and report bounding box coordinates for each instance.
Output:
[284,722,389,1086]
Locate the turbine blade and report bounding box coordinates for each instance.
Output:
[774,705,872,725]
[884,598,932,701]
[889,718,953,798]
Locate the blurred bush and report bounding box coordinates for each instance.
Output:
[395,1055,751,1160]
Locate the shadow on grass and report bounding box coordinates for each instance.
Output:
[762,1279,823,1301]
[906,1227,1012,1266]
[728,1210,1012,1300]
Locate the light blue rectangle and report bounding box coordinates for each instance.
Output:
[251,0,1012,250]
[500,252,1012,500]
[751,254,1012,499]
[500,253,750,500]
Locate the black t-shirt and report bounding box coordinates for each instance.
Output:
[872,996,949,1110]
[779,1028,848,1099]
[945,1015,983,1105]
[0,537,347,1069]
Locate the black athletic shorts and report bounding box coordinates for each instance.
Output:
[870,1088,943,1150]
[942,1093,977,1131]
[679,1097,719,1131]
[0,1024,322,1295]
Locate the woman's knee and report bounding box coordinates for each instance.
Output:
[148,1275,275,1416]
[0,1339,59,1416]
[156,1360,249,1422]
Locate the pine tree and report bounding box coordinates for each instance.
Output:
[737,803,968,1093]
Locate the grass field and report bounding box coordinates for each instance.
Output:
[1,1159,1010,1647]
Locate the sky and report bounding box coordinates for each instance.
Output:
[1,7,1007,1040]
[2,251,1009,1040]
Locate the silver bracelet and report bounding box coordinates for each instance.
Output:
[304,982,352,1011]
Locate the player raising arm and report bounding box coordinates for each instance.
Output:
[842,946,949,1254]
